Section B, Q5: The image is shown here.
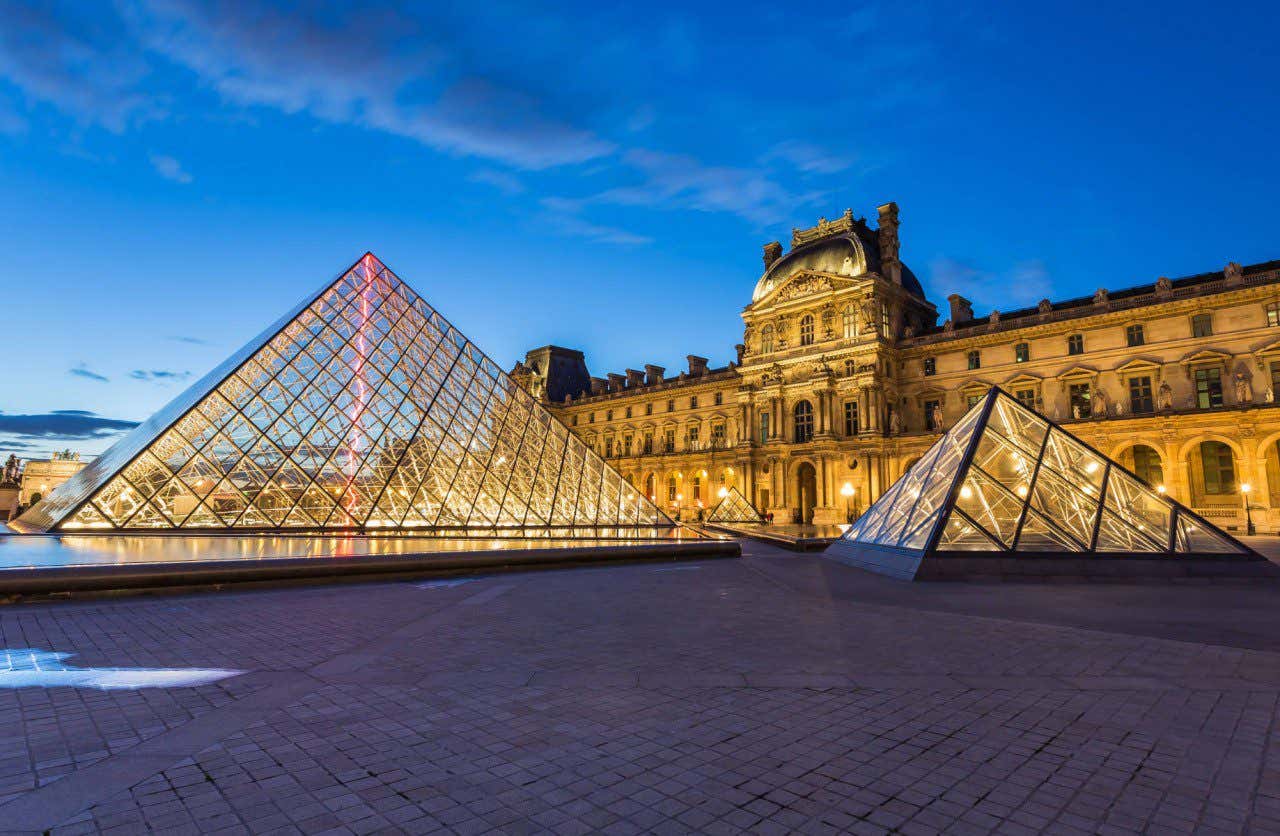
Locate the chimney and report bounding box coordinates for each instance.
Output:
[687,355,709,376]
[762,241,783,270]
[625,368,645,387]
[589,377,607,395]
[877,202,901,285]
[644,364,665,385]
[947,294,974,324]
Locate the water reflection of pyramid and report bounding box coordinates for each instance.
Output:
[15,253,673,533]
[828,388,1261,580]
[706,486,764,524]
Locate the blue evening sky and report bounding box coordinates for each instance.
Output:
[0,0,1277,458]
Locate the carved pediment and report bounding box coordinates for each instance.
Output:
[1179,348,1231,367]
[1114,357,1163,376]
[1056,364,1100,381]
[1003,372,1042,388]
[959,378,994,395]
[1253,337,1280,360]
[773,273,834,302]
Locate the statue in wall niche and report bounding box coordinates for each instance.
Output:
[1051,402,1062,421]
[1114,399,1125,417]
[1235,373,1253,404]
[1158,381,1174,410]
[1267,385,1275,404]
[1093,388,1108,418]
[1072,404,1081,420]
[930,403,945,432]
[889,409,902,436]
[1038,299,1052,314]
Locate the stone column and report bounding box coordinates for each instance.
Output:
[859,388,870,434]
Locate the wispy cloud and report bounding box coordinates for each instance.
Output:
[167,334,209,345]
[68,363,108,383]
[0,410,139,440]
[129,369,192,385]
[149,152,192,183]
[762,141,853,176]
[928,257,1053,313]
[468,168,525,195]
[540,198,651,246]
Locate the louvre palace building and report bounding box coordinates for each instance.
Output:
[509,203,1280,533]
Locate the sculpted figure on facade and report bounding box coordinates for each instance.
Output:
[930,403,944,432]
[889,409,902,436]
[2,454,18,485]
[1093,288,1109,305]
[1267,385,1275,404]
[1158,380,1174,410]
[1038,299,1052,314]
[1092,388,1108,417]
[1235,372,1253,404]
[859,298,879,334]
[1155,276,1173,297]
[989,310,1000,325]
[942,318,954,332]
[1224,261,1243,285]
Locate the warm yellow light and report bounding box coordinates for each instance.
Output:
[1156,485,1167,494]
[496,455,506,466]
[959,485,973,500]
[717,486,728,498]
[727,467,734,475]
[699,469,707,478]
[1242,482,1253,493]
[840,481,855,497]
[1016,485,1028,498]
[676,492,683,501]
[1085,461,1098,474]
[648,494,655,501]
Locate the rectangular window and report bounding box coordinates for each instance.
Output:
[923,357,936,376]
[1194,367,1223,409]
[1067,334,1084,355]
[1192,313,1213,338]
[625,406,632,419]
[605,410,612,421]
[1268,302,1280,328]
[1128,376,1154,413]
[1068,382,1092,418]
[759,411,770,443]
[604,438,613,457]
[1271,361,1280,394]
[966,394,981,409]
[571,416,578,426]
[589,414,595,424]
[714,392,723,406]
[690,396,698,409]
[711,424,725,445]
[845,359,856,376]
[643,433,653,454]
[844,401,859,436]
[646,402,653,415]
[623,435,632,455]
[667,399,674,412]
[663,429,675,453]
[1014,343,1029,363]
[1126,324,1145,347]
[966,350,980,370]
[1201,443,1236,495]
[1014,388,1036,409]
[924,399,941,431]
[686,426,699,447]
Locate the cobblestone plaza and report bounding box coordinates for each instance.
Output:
[0,540,1276,834]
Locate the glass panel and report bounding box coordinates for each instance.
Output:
[986,395,1048,455]
[1103,468,1173,548]
[1039,428,1107,492]
[1173,511,1249,554]
[936,509,1002,551]
[1014,508,1083,552]
[1028,465,1099,547]
[953,466,1023,546]
[1094,509,1164,553]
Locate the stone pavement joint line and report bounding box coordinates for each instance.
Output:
[0,546,1277,834]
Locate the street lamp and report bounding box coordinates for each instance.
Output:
[717,486,728,499]
[840,481,855,524]
[1241,482,1256,536]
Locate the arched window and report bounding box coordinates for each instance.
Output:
[793,400,814,443]
[842,305,858,339]
[760,324,775,353]
[1129,445,1164,488]
[799,315,815,346]
[1199,441,1236,495]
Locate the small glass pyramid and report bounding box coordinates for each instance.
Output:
[706,486,764,524]
[838,388,1252,558]
[14,254,673,534]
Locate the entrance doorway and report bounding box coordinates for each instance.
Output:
[796,463,817,524]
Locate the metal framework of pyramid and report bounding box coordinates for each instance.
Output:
[706,486,764,524]
[14,253,674,534]
[828,388,1259,579]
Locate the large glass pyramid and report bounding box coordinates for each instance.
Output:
[14,254,673,534]
[829,388,1256,578]
[706,486,764,524]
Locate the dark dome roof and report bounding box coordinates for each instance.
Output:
[751,231,925,302]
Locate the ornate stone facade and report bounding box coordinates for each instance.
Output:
[519,202,1280,533]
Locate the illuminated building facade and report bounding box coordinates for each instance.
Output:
[13,254,670,533]
[520,203,1280,533]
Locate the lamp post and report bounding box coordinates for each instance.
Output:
[840,481,855,524]
[1242,482,1255,536]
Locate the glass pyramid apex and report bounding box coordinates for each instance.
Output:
[838,387,1254,558]
[14,253,674,534]
[706,486,764,524]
